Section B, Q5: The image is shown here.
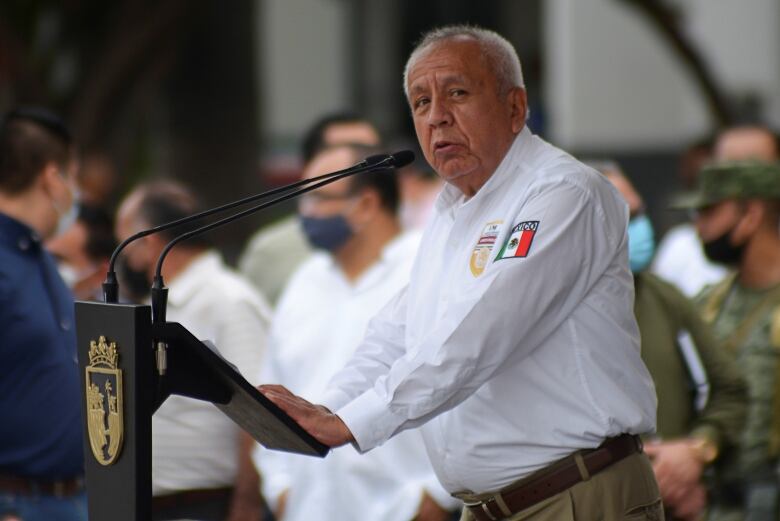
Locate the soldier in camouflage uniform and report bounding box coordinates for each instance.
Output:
[675,161,780,521]
[596,161,747,521]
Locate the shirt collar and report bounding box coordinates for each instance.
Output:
[0,211,43,254]
[434,126,533,214]
[167,250,222,306]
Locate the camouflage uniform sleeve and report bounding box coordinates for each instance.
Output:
[676,286,748,453]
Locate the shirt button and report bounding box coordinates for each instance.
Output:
[60,318,71,331]
[17,237,30,251]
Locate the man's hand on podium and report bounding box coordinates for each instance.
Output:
[259,384,355,447]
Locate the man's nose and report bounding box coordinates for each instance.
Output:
[427,96,452,127]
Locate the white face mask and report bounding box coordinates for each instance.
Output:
[55,200,79,236]
[57,262,81,288]
[51,183,79,237]
[57,261,98,291]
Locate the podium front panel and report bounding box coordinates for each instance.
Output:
[76,301,153,521]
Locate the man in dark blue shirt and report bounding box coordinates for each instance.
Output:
[0,108,86,521]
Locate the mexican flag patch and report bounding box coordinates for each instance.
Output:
[497,221,539,260]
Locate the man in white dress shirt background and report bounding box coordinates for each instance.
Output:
[255,143,458,521]
[261,25,662,521]
[115,181,272,521]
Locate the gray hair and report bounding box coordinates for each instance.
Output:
[403,25,525,99]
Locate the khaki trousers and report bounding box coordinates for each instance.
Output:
[458,453,664,521]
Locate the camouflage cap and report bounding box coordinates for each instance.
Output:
[671,160,780,209]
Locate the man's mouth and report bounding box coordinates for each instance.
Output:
[434,141,460,154]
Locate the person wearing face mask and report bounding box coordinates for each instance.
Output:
[113,180,272,521]
[0,107,87,520]
[672,161,780,521]
[46,204,116,301]
[239,112,382,306]
[592,160,747,521]
[254,143,457,521]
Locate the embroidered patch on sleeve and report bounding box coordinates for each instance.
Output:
[470,220,503,277]
[496,221,539,260]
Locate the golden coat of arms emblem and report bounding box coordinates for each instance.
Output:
[85,336,124,465]
[469,220,502,277]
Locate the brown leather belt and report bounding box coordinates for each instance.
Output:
[152,486,233,512]
[0,475,84,497]
[465,434,643,521]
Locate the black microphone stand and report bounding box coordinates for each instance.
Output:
[150,158,397,323]
[102,154,391,303]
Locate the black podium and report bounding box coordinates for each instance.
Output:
[75,301,328,521]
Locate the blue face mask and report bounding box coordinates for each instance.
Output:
[627,214,655,273]
[300,214,353,252]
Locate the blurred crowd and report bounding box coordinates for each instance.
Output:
[1,101,780,521]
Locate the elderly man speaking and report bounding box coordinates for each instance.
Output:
[261,25,662,521]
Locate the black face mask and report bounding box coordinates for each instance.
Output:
[117,258,151,303]
[702,228,745,266]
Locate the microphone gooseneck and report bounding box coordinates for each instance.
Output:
[101,151,411,303]
[149,151,413,321]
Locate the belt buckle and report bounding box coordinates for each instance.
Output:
[634,435,644,452]
[463,497,500,521]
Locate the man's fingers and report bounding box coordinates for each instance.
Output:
[256,386,351,447]
[264,391,301,413]
[258,384,295,397]
[643,443,660,456]
[264,390,317,412]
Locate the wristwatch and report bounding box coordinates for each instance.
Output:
[690,437,718,464]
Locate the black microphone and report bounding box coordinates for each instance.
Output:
[102,151,409,303]
[148,150,413,322]
[386,149,414,168]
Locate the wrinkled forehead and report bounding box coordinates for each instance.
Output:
[716,128,779,162]
[406,39,492,92]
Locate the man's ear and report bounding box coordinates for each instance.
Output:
[350,188,381,228]
[508,87,527,134]
[732,199,764,244]
[39,162,64,198]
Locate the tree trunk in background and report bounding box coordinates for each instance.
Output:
[164,0,261,264]
[617,0,735,128]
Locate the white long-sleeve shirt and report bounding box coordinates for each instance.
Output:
[255,232,458,521]
[152,251,271,495]
[321,127,657,494]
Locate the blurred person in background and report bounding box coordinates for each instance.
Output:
[115,180,272,521]
[654,126,780,297]
[393,140,444,230]
[653,137,728,297]
[76,150,120,209]
[714,126,780,163]
[676,161,780,521]
[239,112,381,306]
[46,204,116,301]
[0,107,86,520]
[593,160,747,521]
[255,144,458,521]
